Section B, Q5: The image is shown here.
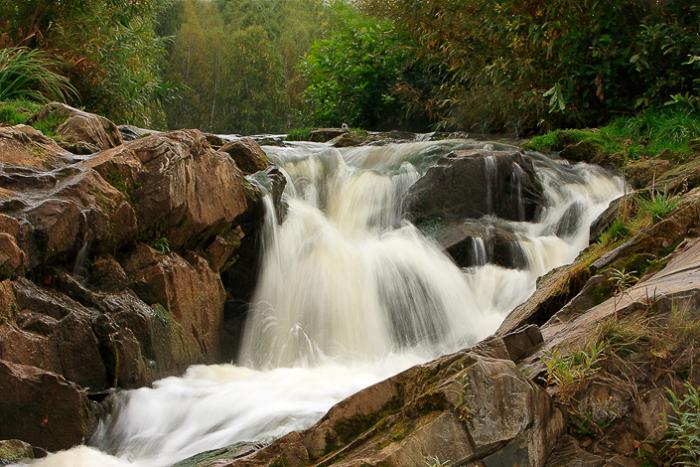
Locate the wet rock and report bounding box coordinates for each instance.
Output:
[219,138,270,174]
[309,128,347,142]
[497,262,592,335]
[429,221,529,269]
[8,279,108,389]
[404,149,545,223]
[0,439,35,464]
[554,201,585,238]
[89,129,248,250]
[220,351,564,466]
[123,244,226,362]
[0,360,96,451]
[16,171,137,270]
[502,324,544,362]
[202,226,245,273]
[89,256,129,292]
[32,102,122,150]
[0,125,72,171]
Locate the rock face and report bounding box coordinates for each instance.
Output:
[191,327,562,467]
[0,360,96,451]
[32,102,123,151]
[0,123,271,450]
[404,149,545,223]
[219,138,270,174]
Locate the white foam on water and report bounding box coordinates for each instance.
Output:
[27,140,623,467]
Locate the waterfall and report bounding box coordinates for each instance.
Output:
[28,140,624,467]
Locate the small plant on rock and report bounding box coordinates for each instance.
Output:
[638,191,678,222]
[544,341,608,403]
[423,455,451,467]
[152,236,171,254]
[663,383,700,465]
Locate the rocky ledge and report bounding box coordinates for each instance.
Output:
[0,103,283,452]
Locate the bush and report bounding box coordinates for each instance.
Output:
[302,2,417,129]
[0,47,76,103]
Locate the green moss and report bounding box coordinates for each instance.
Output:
[104,168,133,203]
[324,396,402,455]
[151,303,172,326]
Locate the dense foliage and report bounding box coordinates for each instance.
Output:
[0,47,76,103]
[163,0,328,134]
[0,0,698,135]
[0,0,173,127]
[359,0,700,133]
[302,3,420,130]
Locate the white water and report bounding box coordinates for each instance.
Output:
[25,140,623,467]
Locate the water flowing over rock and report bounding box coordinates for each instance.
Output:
[404,149,546,223]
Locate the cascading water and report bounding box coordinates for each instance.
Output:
[25,139,623,467]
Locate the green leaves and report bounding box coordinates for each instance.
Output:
[302,2,413,128]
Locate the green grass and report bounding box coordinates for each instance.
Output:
[543,341,608,402]
[286,127,312,141]
[638,192,679,222]
[0,47,77,103]
[0,99,41,125]
[526,109,700,161]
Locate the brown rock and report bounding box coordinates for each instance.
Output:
[0,233,25,278]
[0,124,72,171]
[8,279,108,390]
[32,102,122,150]
[227,352,564,466]
[89,130,248,249]
[0,360,96,451]
[219,138,270,174]
[123,244,226,362]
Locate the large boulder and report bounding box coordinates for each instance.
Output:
[0,124,74,171]
[87,129,249,249]
[32,102,122,151]
[404,149,545,223]
[206,330,562,466]
[219,138,270,174]
[0,360,96,452]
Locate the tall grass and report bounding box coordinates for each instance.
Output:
[0,47,77,103]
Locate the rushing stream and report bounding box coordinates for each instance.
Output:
[26,139,623,466]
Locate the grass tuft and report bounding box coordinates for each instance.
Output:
[0,47,77,103]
